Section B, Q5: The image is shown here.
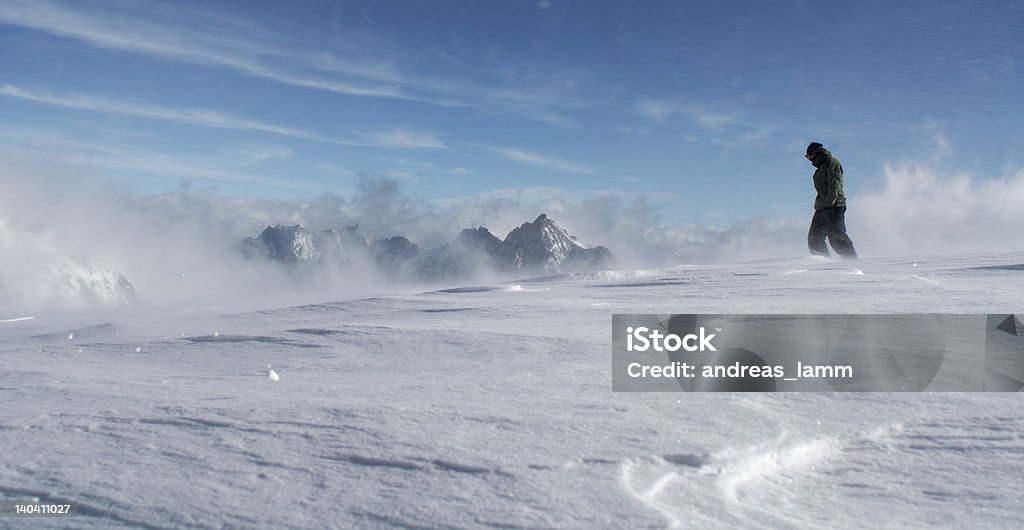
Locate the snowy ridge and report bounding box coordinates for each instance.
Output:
[241,224,359,265]
[241,214,614,281]
[503,214,611,272]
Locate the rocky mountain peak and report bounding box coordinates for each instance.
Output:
[241,214,613,280]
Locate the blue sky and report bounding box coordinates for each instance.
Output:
[1,0,1021,226]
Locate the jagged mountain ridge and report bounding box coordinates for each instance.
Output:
[241,224,364,265]
[242,214,614,279]
[503,214,612,273]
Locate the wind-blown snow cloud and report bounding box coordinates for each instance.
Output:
[0,169,300,313]
[682,162,1024,261]
[4,149,1023,313]
[853,162,1024,256]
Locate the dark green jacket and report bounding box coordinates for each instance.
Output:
[810,149,847,210]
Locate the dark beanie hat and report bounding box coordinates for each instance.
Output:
[806,142,824,156]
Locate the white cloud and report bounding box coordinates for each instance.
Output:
[0,84,312,137]
[635,97,740,131]
[1,85,456,152]
[635,99,679,122]
[482,145,594,174]
[0,0,402,99]
[361,129,447,149]
[910,119,955,159]
[470,186,573,204]
[0,125,320,190]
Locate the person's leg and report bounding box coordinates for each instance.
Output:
[825,206,858,259]
[807,209,830,258]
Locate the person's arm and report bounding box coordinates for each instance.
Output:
[824,159,842,207]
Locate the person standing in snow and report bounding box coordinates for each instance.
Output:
[805,142,858,259]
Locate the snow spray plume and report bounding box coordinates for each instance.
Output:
[0,166,387,312]
[0,164,807,316]
[9,157,1018,313]
[853,163,1024,257]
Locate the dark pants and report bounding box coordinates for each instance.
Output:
[808,206,857,259]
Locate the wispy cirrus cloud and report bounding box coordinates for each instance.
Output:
[0,124,321,190]
[1,84,452,151]
[635,97,740,131]
[360,129,447,149]
[1,84,312,137]
[634,96,802,151]
[0,0,402,99]
[0,79,595,174]
[482,145,595,174]
[0,0,585,127]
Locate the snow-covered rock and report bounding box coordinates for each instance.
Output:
[242,225,322,264]
[241,224,367,265]
[501,214,613,273]
[240,215,613,281]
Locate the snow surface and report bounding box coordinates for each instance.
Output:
[1,252,1023,529]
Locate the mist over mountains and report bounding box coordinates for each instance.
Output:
[241,214,614,281]
[6,160,1024,313]
[0,212,612,313]
[0,217,137,311]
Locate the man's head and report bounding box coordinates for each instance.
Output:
[805,142,824,161]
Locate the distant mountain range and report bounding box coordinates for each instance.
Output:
[242,214,614,280]
[0,214,614,311]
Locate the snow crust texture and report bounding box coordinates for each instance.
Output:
[1,252,1023,528]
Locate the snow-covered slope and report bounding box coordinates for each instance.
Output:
[0,252,1022,528]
